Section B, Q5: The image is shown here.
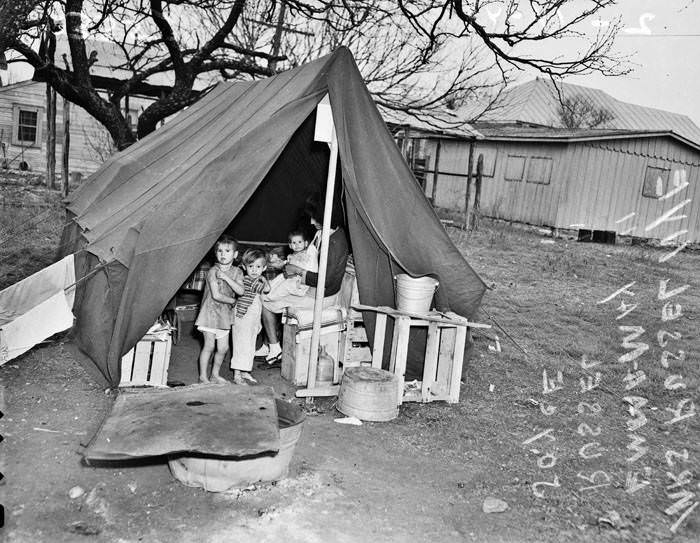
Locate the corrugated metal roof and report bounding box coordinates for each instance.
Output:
[379,106,481,140]
[475,125,635,139]
[473,123,700,152]
[464,78,700,146]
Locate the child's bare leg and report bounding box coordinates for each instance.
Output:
[233,370,244,385]
[198,332,216,382]
[211,337,229,384]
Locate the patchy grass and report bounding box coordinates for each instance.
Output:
[450,219,700,540]
[0,187,65,290]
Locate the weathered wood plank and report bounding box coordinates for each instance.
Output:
[85,384,279,461]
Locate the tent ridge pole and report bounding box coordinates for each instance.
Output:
[304,128,339,400]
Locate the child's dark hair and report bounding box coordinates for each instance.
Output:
[288,229,306,242]
[241,248,266,266]
[268,246,287,260]
[215,234,238,251]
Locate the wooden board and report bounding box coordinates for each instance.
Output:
[85,384,279,461]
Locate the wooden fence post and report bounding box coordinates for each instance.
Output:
[45,84,56,189]
[472,153,483,231]
[463,140,474,229]
[430,139,441,205]
[62,98,70,197]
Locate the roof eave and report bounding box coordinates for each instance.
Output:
[481,130,700,152]
[388,122,482,141]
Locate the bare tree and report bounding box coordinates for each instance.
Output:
[558,95,614,128]
[396,1,629,78]
[198,1,506,128]
[2,0,627,149]
[81,122,118,162]
[4,0,266,149]
[0,0,44,55]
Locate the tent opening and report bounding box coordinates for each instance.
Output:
[226,109,347,244]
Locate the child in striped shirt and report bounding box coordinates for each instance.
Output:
[230,249,270,384]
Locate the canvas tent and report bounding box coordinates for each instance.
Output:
[59,47,487,387]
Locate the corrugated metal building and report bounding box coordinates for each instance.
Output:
[414,79,700,243]
[463,77,700,145]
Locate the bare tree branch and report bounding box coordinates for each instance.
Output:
[3,0,627,149]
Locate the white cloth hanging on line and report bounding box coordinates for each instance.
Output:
[0,254,75,365]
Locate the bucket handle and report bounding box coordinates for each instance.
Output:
[393,274,440,289]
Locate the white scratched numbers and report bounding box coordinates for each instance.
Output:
[656,274,696,531]
[648,176,699,531]
[524,367,566,499]
[522,158,696,532]
[577,355,609,490]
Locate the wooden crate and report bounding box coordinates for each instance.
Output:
[120,334,172,387]
[353,305,489,404]
[341,310,372,368]
[281,323,343,386]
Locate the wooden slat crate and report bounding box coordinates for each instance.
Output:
[352,305,490,404]
[281,324,343,386]
[342,310,372,368]
[120,333,172,387]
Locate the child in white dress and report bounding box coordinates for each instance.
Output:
[265,230,318,300]
[287,230,318,273]
[194,235,244,383]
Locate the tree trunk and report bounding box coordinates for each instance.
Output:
[472,153,483,231]
[46,83,56,189]
[108,113,137,150]
[137,84,197,138]
[36,65,136,150]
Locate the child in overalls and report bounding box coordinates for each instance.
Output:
[230,249,270,384]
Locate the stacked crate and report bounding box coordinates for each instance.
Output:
[120,331,172,387]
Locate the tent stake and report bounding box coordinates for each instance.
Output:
[303,128,339,402]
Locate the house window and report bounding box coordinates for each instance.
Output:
[642,165,670,198]
[12,104,43,147]
[504,155,526,181]
[526,157,553,185]
[18,110,38,142]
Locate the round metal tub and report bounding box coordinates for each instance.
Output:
[168,399,305,492]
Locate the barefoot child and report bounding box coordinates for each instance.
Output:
[195,235,244,383]
[231,249,270,384]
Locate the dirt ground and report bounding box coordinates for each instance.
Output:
[1,197,699,541]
